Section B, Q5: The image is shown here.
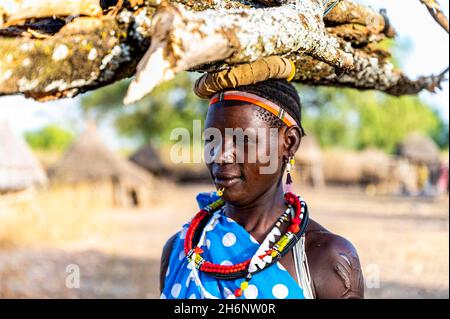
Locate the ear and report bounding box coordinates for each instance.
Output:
[282,125,302,158]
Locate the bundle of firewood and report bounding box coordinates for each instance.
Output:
[0,0,447,103]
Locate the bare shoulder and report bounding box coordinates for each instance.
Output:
[160,232,179,293]
[305,219,364,299]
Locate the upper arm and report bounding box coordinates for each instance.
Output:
[160,233,178,293]
[308,233,364,299]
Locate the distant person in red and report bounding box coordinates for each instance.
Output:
[437,163,449,194]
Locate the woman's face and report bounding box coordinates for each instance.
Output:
[204,101,290,206]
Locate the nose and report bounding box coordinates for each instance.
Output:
[212,136,235,165]
[219,152,235,164]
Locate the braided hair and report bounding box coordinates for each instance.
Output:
[232,79,305,136]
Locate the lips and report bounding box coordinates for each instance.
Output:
[214,174,242,188]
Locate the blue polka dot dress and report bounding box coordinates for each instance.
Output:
[161,192,305,299]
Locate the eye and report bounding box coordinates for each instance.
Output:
[240,136,248,144]
[233,135,250,143]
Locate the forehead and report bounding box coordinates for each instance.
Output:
[204,101,271,129]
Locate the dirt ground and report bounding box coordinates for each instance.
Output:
[0,183,448,299]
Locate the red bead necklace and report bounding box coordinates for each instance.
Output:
[184,192,309,280]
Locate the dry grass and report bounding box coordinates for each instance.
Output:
[0,182,116,249]
[0,182,448,299]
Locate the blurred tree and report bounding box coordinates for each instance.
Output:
[81,73,208,146]
[81,40,446,153]
[356,92,445,152]
[299,85,447,153]
[298,36,447,153]
[431,114,449,150]
[24,125,74,151]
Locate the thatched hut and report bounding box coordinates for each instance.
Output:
[130,143,213,183]
[322,148,393,187]
[157,145,212,184]
[397,133,442,188]
[323,149,363,185]
[359,148,393,184]
[397,133,440,166]
[49,124,153,207]
[130,142,168,176]
[0,120,47,194]
[295,135,325,187]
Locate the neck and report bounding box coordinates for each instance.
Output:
[224,183,287,241]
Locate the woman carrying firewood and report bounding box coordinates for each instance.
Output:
[159,57,364,299]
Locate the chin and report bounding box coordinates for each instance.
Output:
[220,188,259,207]
[217,185,246,205]
[220,192,241,205]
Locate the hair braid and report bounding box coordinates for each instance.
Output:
[232,79,305,135]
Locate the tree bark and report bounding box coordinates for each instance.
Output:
[420,0,449,33]
[0,0,447,102]
[0,0,102,28]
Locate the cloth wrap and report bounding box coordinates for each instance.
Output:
[161,192,306,299]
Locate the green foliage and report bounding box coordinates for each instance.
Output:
[299,86,357,149]
[356,93,443,152]
[80,31,447,152]
[299,86,447,153]
[81,73,208,146]
[24,125,74,151]
[81,69,447,153]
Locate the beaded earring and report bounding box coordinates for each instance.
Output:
[217,187,225,196]
[285,156,295,193]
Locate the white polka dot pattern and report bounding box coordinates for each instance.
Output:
[178,250,185,260]
[171,283,181,298]
[250,235,259,244]
[276,262,287,271]
[222,232,236,247]
[272,284,289,299]
[244,285,259,299]
[161,192,307,299]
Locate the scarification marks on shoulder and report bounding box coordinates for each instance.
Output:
[339,253,351,267]
[334,260,351,292]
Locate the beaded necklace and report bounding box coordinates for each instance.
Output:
[184,191,309,297]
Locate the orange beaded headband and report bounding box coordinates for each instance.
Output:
[209,91,297,127]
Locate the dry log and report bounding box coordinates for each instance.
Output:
[420,0,449,33]
[125,0,355,103]
[0,0,447,103]
[0,0,102,27]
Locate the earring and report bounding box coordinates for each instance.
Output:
[217,187,225,196]
[285,156,295,193]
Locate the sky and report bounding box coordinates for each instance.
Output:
[0,0,448,150]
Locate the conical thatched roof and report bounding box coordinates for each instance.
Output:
[397,133,440,165]
[0,120,47,192]
[296,135,323,164]
[49,124,152,185]
[130,142,167,176]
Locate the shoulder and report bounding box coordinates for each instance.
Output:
[160,232,179,293]
[305,220,364,299]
